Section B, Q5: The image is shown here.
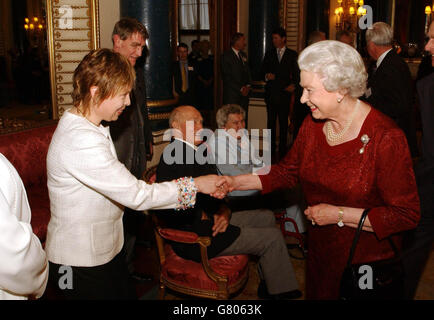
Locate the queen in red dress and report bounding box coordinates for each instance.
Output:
[226,40,420,299]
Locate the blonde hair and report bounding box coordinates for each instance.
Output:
[298,40,367,98]
[72,48,135,116]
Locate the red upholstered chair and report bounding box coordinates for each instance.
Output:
[143,167,249,300]
[0,124,57,243]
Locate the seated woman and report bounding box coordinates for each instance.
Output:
[207,104,264,197]
[224,40,420,299]
[45,49,226,300]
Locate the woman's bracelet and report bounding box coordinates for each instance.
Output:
[175,177,197,211]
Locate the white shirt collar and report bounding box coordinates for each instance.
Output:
[376,48,392,68]
[232,47,240,56]
[174,137,198,151]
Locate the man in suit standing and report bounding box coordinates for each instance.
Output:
[364,22,417,156]
[221,33,252,125]
[402,20,434,299]
[173,43,197,107]
[262,27,300,159]
[111,18,153,283]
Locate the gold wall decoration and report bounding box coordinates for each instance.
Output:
[46,0,100,119]
[280,0,306,52]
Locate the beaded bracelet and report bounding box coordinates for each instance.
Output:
[175,177,197,211]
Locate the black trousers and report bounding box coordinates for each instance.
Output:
[401,178,434,299]
[48,249,136,300]
[267,98,291,158]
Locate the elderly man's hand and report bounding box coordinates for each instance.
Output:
[212,211,230,236]
[194,175,229,199]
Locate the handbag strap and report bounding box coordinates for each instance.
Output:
[345,208,400,268]
[345,209,370,268]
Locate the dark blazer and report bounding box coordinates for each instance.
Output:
[262,47,300,106]
[110,65,152,179]
[365,49,417,155]
[415,73,434,184]
[155,139,240,262]
[172,60,197,106]
[221,49,252,109]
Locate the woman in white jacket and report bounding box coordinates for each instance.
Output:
[0,153,48,300]
[46,49,226,299]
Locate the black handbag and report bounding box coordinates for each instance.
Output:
[339,209,405,300]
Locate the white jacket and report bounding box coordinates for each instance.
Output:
[46,111,179,267]
[0,153,48,300]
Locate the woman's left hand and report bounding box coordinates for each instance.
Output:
[304,203,339,226]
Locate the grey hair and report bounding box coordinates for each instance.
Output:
[298,40,367,98]
[366,22,393,46]
[216,104,246,128]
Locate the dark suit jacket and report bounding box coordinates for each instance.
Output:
[365,49,417,155]
[172,60,197,106]
[415,73,434,183]
[262,47,300,106]
[155,139,240,262]
[221,49,252,109]
[110,65,152,179]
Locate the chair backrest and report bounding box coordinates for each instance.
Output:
[0,124,57,189]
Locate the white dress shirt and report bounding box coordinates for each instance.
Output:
[0,153,48,300]
[46,110,179,267]
[376,48,392,68]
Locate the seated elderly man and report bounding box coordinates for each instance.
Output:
[156,106,301,299]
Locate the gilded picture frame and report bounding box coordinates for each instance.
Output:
[46,0,100,119]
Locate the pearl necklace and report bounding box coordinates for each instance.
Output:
[325,99,360,143]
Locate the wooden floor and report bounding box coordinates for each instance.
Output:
[133,226,434,301]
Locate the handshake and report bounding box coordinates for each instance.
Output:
[194,175,235,199]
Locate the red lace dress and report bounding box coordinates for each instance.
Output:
[259,108,420,299]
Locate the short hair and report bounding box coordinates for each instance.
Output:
[216,104,246,129]
[178,42,189,50]
[230,33,245,47]
[308,31,326,45]
[72,49,135,116]
[168,108,182,128]
[365,22,393,46]
[336,30,351,41]
[112,18,148,43]
[298,40,367,98]
[272,27,287,39]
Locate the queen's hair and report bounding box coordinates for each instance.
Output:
[298,40,367,98]
[216,104,246,129]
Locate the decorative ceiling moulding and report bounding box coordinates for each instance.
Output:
[47,0,100,119]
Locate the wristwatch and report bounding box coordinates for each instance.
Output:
[337,207,344,227]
